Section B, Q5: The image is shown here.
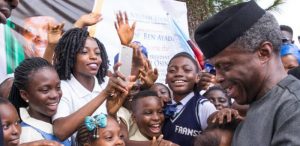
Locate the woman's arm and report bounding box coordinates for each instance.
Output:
[53,91,108,141]
[53,71,129,141]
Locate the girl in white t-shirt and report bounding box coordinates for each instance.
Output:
[52,28,129,142]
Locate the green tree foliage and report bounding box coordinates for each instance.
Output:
[265,0,285,11]
[207,0,243,17]
[177,0,284,38]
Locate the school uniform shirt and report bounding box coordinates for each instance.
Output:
[19,108,48,143]
[129,128,149,141]
[53,74,107,121]
[116,106,140,138]
[117,107,152,141]
[172,92,216,130]
[232,75,300,146]
[162,92,216,146]
[19,108,70,146]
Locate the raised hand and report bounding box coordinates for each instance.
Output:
[74,13,102,28]
[43,22,64,63]
[103,72,128,97]
[105,63,134,115]
[129,42,146,80]
[197,71,216,90]
[47,23,64,47]
[139,59,158,89]
[114,11,136,46]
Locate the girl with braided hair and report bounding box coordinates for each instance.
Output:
[76,114,125,146]
[8,57,70,145]
[52,28,129,143]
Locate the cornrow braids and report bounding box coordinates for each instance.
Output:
[76,124,89,146]
[53,28,109,84]
[8,57,53,115]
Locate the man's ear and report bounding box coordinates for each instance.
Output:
[256,41,273,63]
[19,90,29,103]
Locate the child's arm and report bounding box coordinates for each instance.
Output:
[43,23,64,64]
[74,13,102,28]
[53,69,130,141]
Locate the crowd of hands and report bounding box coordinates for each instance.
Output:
[45,11,159,115]
[17,11,244,146]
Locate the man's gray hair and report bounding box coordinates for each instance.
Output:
[231,12,282,53]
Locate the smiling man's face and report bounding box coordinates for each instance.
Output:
[211,46,264,105]
[0,0,19,24]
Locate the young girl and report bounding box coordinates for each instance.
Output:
[8,57,70,145]
[162,52,216,146]
[52,28,129,142]
[0,97,21,146]
[203,86,231,110]
[76,114,125,146]
[1,97,63,146]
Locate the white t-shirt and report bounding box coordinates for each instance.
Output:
[171,92,216,129]
[53,74,107,121]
